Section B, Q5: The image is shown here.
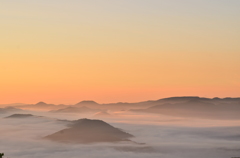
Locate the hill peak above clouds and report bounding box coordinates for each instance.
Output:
[45,118,133,143]
[36,102,48,105]
[5,114,34,118]
[75,100,99,106]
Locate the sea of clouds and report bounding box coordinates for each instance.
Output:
[1,111,240,158]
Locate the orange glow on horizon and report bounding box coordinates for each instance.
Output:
[1,1,239,104]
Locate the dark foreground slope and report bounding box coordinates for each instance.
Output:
[45,118,133,143]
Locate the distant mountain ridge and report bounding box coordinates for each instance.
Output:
[8,96,240,112]
[50,106,101,113]
[0,107,23,114]
[132,98,240,119]
[5,114,34,118]
[75,100,99,106]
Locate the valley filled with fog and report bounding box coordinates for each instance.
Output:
[1,97,240,158]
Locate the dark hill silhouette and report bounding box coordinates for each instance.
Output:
[15,102,67,111]
[5,114,34,118]
[88,96,236,110]
[33,102,57,108]
[93,111,113,118]
[148,97,240,108]
[3,113,72,125]
[50,106,101,113]
[36,102,48,105]
[75,100,99,106]
[149,100,215,110]
[45,118,133,143]
[132,99,240,119]
[160,96,204,101]
[153,96,213,105]
[0,107,23,113]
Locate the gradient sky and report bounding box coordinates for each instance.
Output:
[1,0,240,104]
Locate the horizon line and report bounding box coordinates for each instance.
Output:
[1,96,240,105]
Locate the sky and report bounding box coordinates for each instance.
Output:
[0,0,240,104]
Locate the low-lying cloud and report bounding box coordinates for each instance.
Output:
[1,111,240,158]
